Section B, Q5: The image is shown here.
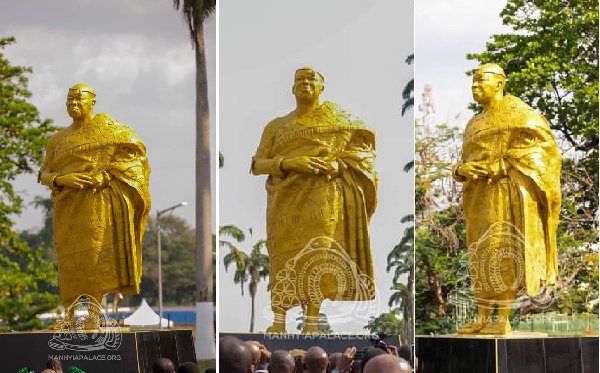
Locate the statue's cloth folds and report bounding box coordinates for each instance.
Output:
[457,95,561,297]
[41,114,151,304]
[254,102,377,308]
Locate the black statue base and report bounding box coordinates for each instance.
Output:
[0,329,196,373]
[416,334,598,373]
[220,332,400,354]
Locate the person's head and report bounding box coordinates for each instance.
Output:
[363,355,411,373]
[66,83,96,120]
[397,345,411,364]
[42,370,56,373]
[245,340,262,370]
[359,347,387,372]
[471,63,506,107]
[219,336,253,373]
[45,359,63,373]
[152,358,175,373]
[268,350,295,373]
[177,362,201,373]
[328,352,342,372]
[292,67,325,104]
[304,346,329,373]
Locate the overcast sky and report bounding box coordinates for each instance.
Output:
[219,0,414,334]
[0,0,216,233]
[415,0,510,128]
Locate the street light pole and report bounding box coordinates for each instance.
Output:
[157,201,187,330]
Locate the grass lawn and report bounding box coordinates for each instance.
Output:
[197,359,216,371]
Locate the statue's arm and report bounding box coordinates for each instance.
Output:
[251,121,282,176]
[38,131,94,190]
[454,158,509,183]
[452,124,504,182]
[250,120,331,176]
[38,133,62,190]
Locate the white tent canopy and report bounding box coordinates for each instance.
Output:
[123,298,174,328]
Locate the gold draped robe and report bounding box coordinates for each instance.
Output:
[253,102,378,309]
[454,95,561,298]
[40,114,151,304]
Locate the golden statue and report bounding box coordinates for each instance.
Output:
[251,67,378,334]
[39,84,151,329]
[452,64,561,335]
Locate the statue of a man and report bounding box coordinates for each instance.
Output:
[251,67,378,334]
[39,84,151,329]
[453,64,561,334]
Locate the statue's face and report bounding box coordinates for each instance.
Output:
[292,69,323,102]
[471,71,501,104]
[66,89,95,119]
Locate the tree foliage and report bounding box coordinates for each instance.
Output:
[172,0,216,48]
[364,310,404,338]
[414,123,465,335]
[0,36,61,330]
[467,0,598,152]
[296,311,332,335]
[20,196,56,262]
[386,214,414,343]
[0,37,56,221]
[401,53,414,116]
[221,226,269,333]
[132,215,198,307]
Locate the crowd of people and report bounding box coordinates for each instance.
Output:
[151,358,205,373]
[219,336,414,373]
[19,339,414,372]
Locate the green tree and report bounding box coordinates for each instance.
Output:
[171,0,216,358]
[220,225,248,296]
[295,310,332,335]
[219,224,245,253]
[19,196,56,262]
[414,122,465,335]
[401,53,414,116]
[467,0,598,152]
[364,310,404,338]
[222,234,269,333]
[387,215,414,343]
[0,36,61,330]
[133,215,197,307]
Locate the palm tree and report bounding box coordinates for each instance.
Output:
[220,225,247,295]
[363,310,404,337]
[246,240,269,332]
[219,224,245,249]
[295,309,333,334]
[171,0,216,359]
[388,282,410,344]
[223,237,269,333]
[401,53,414,115]
[387,213,414,344]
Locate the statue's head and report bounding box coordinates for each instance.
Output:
[292,67,324,104]
[471,63,506,105]
[66,83,96,120]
